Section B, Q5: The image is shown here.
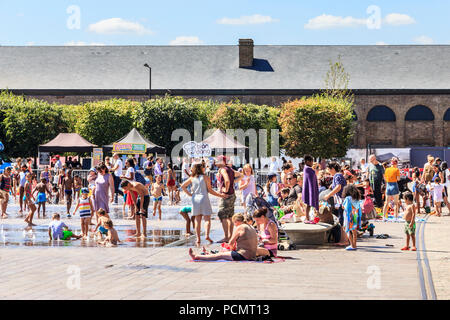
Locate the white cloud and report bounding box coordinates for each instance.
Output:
[65,41,106,46]
[376,41,388,45]
[88,18,153,35]
[169,36,204,45]
[384,13,415,26]
[413,36,434,45]
[217,14,278,25]
[305,14,367,29]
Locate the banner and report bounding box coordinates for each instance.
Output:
[112,143,146,154]
[93,148,103,167]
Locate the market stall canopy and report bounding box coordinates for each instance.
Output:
[104,128,166,154]
[39,133,97,153]
[201,129,247,150]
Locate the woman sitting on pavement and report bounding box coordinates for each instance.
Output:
[254,207,278,258]
[188,213,257,261]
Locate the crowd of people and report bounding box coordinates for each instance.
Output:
[0,152,448,254]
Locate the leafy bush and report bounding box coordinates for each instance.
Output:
[279,94,354,159]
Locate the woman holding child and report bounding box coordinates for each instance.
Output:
[181,162,227,245]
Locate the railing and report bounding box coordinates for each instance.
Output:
[30,168,277,188]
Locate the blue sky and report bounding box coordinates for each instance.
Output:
[0,0,448,46]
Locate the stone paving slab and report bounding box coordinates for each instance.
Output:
[0,202,448,300]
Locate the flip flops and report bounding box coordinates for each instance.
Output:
[401,246,410,251]
[345,246,357,251]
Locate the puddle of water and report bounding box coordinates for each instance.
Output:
[0,224,186,248]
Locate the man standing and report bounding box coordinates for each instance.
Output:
[368,154,384,208]
[216,155,242,243]
[110,153,124,203]
[360,158,369,179]
[153,158,163,177]
[121,180,150,238]
[302,155,319,221]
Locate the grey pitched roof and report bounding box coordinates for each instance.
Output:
[1,45,450,90]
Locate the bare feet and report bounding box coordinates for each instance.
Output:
[205,237,214,244]
[196,239,201,246]
[188,248,196,260]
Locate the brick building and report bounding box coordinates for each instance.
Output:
[1,39,449,148]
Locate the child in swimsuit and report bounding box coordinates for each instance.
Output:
[73,175,82,202]
[151,175,165,220]
[23,173,37,227]
[63,170,74,217]
[98,220,120,246]
[93,209,110,240]
[32,178,51,219]
[401,192,416,251]
[72,188,94,239]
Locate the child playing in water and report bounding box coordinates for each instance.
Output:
[48,213,82,240]
[32,178,51,219]
[430,177,444,217]
[73,175,82,202]
[98,220,119,246]
[23,173,37,227]
[179,206,195,236]
[93,209,110,240]
[151,175,165,220]
[63,169,74,217]
[401,192,417,251]
[72,188,94,239]
[51,186,59,205]
[342,184,362,251]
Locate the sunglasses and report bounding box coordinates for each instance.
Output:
[287,177,294,180]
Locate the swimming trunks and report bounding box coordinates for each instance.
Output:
[136,195,150,218]
[404,221,416,235]
[98,226,108,235]
[231,250,247,261]
[65,190,73,196]
[62,230,73,240]
[36,192,46,204]
[153,196,162,202]
[180,206,192,214]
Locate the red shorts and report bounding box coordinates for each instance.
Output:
[125,190,137,205]
[168,179,176,187]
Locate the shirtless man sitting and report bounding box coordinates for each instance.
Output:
[121,180,150,238]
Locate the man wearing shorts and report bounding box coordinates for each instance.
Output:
[121,180,150,238]
[215,155,243,243]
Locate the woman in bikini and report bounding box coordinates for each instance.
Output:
[253,207,278,258]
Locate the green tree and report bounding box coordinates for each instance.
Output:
[3,98,69,157]
[209,100,280,156]
[279,95,354,159]
[74,99,136,146]
[133,95,207,153]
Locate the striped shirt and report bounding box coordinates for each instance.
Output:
[79,197,91,218]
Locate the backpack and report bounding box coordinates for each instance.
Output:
[328,224,341,243]
[135,171,147,185]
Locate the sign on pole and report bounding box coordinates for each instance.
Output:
[93,148,103,166]
[39,152,50,165]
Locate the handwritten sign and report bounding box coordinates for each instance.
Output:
[183,141,212,158]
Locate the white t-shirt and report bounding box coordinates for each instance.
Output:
[114,159,123,176]
[445,169,450,189]
[125,167,135,181]
[269,161,279,173]
[182,163,190,180]
[270,182,279,198]
[19,172,27,187]
[432,183,444,202]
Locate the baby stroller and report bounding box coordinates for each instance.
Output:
[245,185,294,251]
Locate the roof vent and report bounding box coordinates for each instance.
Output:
[239,39,254,68]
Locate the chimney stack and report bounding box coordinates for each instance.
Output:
[239,39,254,68]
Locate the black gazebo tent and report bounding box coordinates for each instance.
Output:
[38,133,97,153]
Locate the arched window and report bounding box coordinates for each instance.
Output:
[444,108,450,121]
[366,105,396,122]
[405,105,434,121]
